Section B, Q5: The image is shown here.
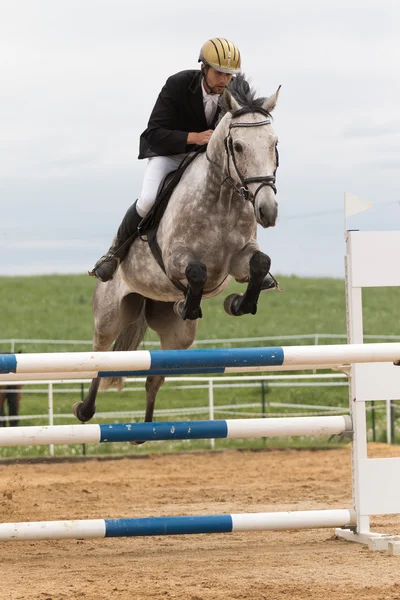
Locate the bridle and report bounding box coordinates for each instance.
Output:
[206,107,278,204]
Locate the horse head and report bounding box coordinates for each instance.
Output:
[208,76,280,228]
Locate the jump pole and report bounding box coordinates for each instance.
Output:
[1,342,400,377]
[0,510,355,542]
[0,415,352,447]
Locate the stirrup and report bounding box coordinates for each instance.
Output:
[261,273,282,292]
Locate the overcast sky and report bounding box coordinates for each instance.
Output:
[1,0,399,278]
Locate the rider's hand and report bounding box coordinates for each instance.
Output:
[187,130,213,145]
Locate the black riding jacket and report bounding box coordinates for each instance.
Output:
[138,70,216,159]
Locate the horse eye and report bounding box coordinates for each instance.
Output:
[233,142,243,153]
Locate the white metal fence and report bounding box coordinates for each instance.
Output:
[2,333,400,352]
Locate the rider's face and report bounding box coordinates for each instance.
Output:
[204,66,232,94]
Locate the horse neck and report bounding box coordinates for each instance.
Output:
[202,138,242,214]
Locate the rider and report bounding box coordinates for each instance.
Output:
[90,37,241,282]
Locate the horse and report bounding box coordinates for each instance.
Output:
[73,75,280,427]
[0,385,21,427]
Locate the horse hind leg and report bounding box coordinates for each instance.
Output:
[0,390,5,427]
[99,309,147,392]
[131,299,198,445]
[73,292,147,423]
[7,388,20,427]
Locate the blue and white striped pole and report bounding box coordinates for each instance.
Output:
[1,343,400,379]
[0,509,355,541]
[0,416,351,446]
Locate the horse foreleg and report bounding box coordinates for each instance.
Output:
[225,251,271,316]
[174,260,207,321]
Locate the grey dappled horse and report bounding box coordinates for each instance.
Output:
[74,77,280,427]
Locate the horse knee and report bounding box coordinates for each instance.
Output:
[185,261,207,292]
[250,252,271,279]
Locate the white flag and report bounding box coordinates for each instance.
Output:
[344,192,373,218]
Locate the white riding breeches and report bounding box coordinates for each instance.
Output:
[136,154,189,217]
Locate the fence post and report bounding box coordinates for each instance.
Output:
[390,400,396,445]
[386,399,392,445]
[208,379,215,450]
[48,383,54,457]
[313,334,320,374]
[261,380,267,447]
[81,383,86,456]
[371,401,376,442]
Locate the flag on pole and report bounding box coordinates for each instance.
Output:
[344,192,373,218]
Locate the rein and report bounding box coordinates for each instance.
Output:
[206,108,278,204]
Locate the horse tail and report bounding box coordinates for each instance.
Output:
[99,299,148,391]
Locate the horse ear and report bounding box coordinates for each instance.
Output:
[223,88,241,114]
[263,86,281,113]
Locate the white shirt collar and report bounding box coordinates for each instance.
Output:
[201,79,220,105]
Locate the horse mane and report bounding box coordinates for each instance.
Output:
[219,73,270,119]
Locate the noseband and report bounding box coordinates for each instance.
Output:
[206,108,278,204]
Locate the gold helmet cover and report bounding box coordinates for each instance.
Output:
[198,38,241,74]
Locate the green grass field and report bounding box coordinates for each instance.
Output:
[0,274,399,458]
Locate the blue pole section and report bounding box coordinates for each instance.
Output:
[99,420,228,442]
[105,515,233,537]
[0,355,17,374]
[149,347,284,370]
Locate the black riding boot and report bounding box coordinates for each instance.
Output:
[89,201,143,282]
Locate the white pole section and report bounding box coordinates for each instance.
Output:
[0,519,106,541]
[232,509,355,531]
[0,424,101,446]
[4,351,151,374]
[226,415,351,438]
[282,343,400,366]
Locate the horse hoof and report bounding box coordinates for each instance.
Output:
[72,401,94,423]
[224,293,244,317]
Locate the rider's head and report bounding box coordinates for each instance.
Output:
[198,38,241,95]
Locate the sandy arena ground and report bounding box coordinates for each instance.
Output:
[1,445,400,600]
